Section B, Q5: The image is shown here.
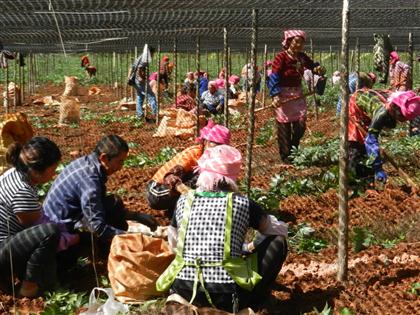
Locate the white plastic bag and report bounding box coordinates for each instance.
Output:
[80,287,129,315]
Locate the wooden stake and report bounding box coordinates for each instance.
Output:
[223,27,229,128]
[195,36,201,137]
[245,9,258,195]
[262,44,268,108]
[338,0,350,283]
[156,43,161,125]
[173,38,178,105]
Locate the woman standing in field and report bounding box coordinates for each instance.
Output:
[268,30,325,163]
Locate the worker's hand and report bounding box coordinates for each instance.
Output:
[375,169,387,184]
[163,174,182,191]
[135,213,159,231]
[314,66,326,76]
[272,95,281,107]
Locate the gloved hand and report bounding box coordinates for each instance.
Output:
[375,169,387,183]
[133,213,159,231]
[163,174,182,192]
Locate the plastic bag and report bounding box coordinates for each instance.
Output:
[80,287,129,315]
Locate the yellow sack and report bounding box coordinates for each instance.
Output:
[0,112,34,174]
[108,233,175,303]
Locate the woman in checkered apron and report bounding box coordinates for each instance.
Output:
[157,145,288,312]
[268,30,325,163]
[0,137,61,297]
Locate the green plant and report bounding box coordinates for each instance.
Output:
[124,147,177,168]
[352,226,406,253]
[291,138,339,167]
[313,302,333,315]
[352,226,375,253]
[339,307,355,315]
[43,289,88,315]
[256,118,275,145]
[288,223,328,254]
[408,282,420,296]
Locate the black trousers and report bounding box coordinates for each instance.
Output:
[172,235,288,312]
[348,141,375,180]
[276,120,306,161]
[0,223,59,290]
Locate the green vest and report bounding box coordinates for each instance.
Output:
[156,190,262,306]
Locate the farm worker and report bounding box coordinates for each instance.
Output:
[129,45,158,120]
[268,29,326,163]
[80,55,90,68]
[228,75,241,99]
[0,137,61,297]
[196,71,208,98]
[156,145,288,312]
[348,90,420,183]
[265,60,273,78]
[184,71,196,90]
[218,67,226,79]
[388,51,418,136]
[172,84,197,112]
[200,81,224,115]
[241,63,261,93]
[336,72,376,115]
[159,55,171,90]
[147,120,231,216]
[389,51,412,92]
[43,135,158,258]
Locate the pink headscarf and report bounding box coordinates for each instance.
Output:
[215,78,226,89]
[390,51,400,64]
[282,30,307,47]
[197,119,231,145]
[388,91,420,120]
[149,72,158,81]
[196,145,242,191]
[208,80,217,89]
[228,75,240,85]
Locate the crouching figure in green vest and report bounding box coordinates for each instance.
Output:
[156,144,288,312]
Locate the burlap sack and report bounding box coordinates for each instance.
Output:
[2,82,22,107]
[63,76,78,96]
[0,112,34,174]
[108,233,175,303]
[175,109,196,129]
[59,96,80,125]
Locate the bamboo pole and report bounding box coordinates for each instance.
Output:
[228,46,232,77]
[408,33,413,87]
[196,36,201,137]
[330,45,334,84]
[262,44,268,108]
[156,43,161,126]
[310,38,314,59]
[4,63,9,114]
[206,50,209,74]
[125,52,129,99]
[120,53,123,100]
[13,53,17,111]
[338,0,350,283]
[355,38,360,89]
[223,27,229,128]
[245,9,258,194]
[173,38,178,105]
[20,54,24,103]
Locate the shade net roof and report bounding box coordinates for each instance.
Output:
[0,0,419,53]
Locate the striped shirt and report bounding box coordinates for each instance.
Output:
[0,168,41,244]
[152,144,204,183]
[43,153,124,240]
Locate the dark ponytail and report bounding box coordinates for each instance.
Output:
[5,142,24,170]
[5,137,61,174]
